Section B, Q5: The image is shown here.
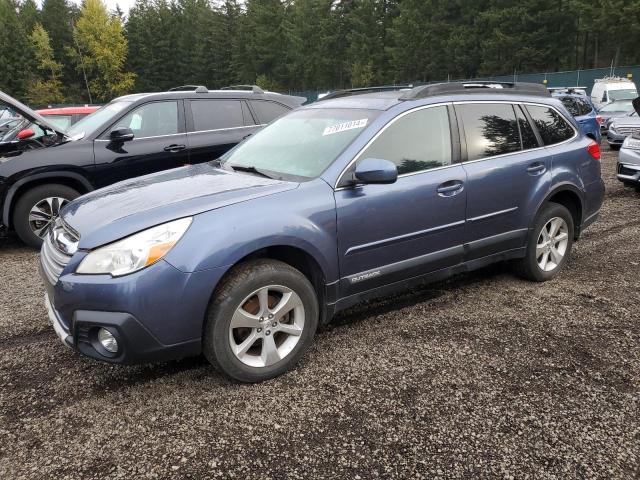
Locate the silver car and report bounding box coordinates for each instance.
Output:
[607,111,640,150]
[617,134,640,190]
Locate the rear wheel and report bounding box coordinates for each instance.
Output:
[13,184,80,248]
[203,259,318,383]
[514,202,574,282]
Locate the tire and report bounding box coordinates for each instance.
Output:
[514,202,574,282]
[203,259,319,383]
[12,184,80,249]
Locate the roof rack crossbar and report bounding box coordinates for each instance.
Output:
[168,85,208,93]
[399,81,550,100]
[318,84,414,101]
[220,85,265,94]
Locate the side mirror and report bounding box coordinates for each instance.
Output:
[353,158,398,185]
[17,128,35,140]
[110,127,134,142]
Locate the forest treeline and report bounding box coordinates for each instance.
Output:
[1,0,640,105]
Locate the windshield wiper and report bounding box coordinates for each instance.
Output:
[228,164,274,179]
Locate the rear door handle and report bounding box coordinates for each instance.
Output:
[526,163,546,175]
[437,180,464,197]
[164,144,186,153]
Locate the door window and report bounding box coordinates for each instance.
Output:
[526,105,575,145]
[516,105,539,150]
[457,103,521,161]
[250,100,291,124]
[358,106,451,175]
[116,101,178,138]
[191,100,244,131]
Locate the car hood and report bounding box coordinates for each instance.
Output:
[610,115,640,127]
[0,90,64,135]
[62,163,298,249]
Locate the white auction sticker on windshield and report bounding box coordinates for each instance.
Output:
[323,118,368,136]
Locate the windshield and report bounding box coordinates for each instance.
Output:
[600,100,634,112]
[66,101,132,140]
[220,108,380,179]
[609,89,638,101]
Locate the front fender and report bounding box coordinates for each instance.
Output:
[164,179,339,283]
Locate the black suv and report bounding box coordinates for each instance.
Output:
[0,87,304,247]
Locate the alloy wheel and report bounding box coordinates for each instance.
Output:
[536,216,569,272]
[228,285,305,368]
[28,197,69,238]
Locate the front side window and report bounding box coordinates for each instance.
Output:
[191,100,244,131]
[221,108,380,179]
[457,103,521,161]
[250,100,290,124]
[609,89,638,101]
[526,105,575,146]
[116,101,178,138]
[358,106,451,175]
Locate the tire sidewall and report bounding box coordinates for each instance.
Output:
[205,261,319,383]
[13,184,80,248]
[527,203,574,281]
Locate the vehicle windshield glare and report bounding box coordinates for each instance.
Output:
[220,108,381,179]
[608,89,638,101]
[600,100,634,112]
[66,101,132,140]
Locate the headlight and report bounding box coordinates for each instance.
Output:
[608,124,617,133]
[623,136,640,150]
[77,217,192,276]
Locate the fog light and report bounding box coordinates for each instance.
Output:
[98,328,118,353]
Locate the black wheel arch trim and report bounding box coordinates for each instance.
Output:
[2,171,93,228]
[533,182,585,235]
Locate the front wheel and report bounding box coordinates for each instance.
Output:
[514,202,574,282]
[12,184,80,248]
[203,259,319,383]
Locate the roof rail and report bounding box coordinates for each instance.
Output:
[318,84,414,101]
[400,81,551,100]
[168,85,208,93]
[220,85,265,94]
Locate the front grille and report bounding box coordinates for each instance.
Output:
[613,126,640,136]
[40,220,77,285]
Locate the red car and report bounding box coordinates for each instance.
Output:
[35,106,99,131]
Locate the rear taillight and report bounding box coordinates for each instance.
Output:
[596,115,604,125]
[587,140,601,160]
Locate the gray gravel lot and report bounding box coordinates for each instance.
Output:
[0,147,638,479]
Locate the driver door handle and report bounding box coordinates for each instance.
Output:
[437,180,464,197]
[164,144,186,153]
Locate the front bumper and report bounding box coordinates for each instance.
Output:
[40,255,229,364]
[617,146,640,185]
[607,131,626,146]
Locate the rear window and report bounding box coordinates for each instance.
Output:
[457,103,521,161]
[250,100,290,124]
[526,105,575,145]
[575,98,593,116]
[560,97,580,117]
[191,100,244,131]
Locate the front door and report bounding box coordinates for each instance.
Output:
[93,100,188,188]
[335,105,467,298]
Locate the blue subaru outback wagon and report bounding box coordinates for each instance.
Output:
[40,82,605,382]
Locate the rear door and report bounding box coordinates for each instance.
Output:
[185,99,261,164]
[93,100,188,187]
[457,102,551,259]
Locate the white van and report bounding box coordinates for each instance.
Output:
[591,77,638,110]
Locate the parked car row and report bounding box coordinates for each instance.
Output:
[0,87,304,247]
[21,81,606,382]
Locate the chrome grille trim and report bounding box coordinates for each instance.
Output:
[39,220,76,285]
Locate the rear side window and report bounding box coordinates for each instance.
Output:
[250,100,290,124]
[516,106,539,149]
[526,105,575,146]
[191,100,244,131]
[359,105,451,175]
[560,97,580,117]
[575,98,593,116]
[457,103,521,161]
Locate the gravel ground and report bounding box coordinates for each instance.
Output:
[0,147,638,479]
